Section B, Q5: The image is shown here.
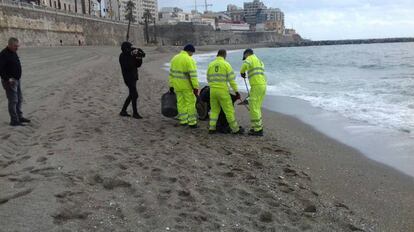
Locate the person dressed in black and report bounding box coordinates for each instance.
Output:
[0,37,31,126]
[119,41,144,119]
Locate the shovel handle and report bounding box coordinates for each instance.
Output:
[243,78,250,96]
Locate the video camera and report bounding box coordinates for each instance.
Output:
[131,47,146,59]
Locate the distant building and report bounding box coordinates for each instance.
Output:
[41,0,118,18]
[243,0,266,26]
[136,0,158,21]
[158,7,193,24]
[118,0,138,22]
[226,9,244,23]
[263,8,284,33]
[42,0,90,13]
[217,23,249,31]
[285,28,297,35]
[256,23,265,32]
[265,21,284,34]
[90,0,101,17]
[160,7,181,13]
[265,8,284,24]
[192,14,216,30]
[239,0,285,33]
[118,0,157,23]
[100,0,121,20]
[212,12,231,23]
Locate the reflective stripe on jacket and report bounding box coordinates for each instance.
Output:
[169,51,199,91]
[207,57,238,92]
[240,54,266,86]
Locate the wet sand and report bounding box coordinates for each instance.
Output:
[0,46,413,231]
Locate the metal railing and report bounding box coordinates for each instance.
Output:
[0,0,133,26]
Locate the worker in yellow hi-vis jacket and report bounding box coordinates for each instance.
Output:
[168,44,200,128]
[207,49,244,135]
[240,49,266,136]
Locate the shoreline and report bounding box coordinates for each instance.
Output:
[184,47,414,230]
[257,102,414,231]
[192,46,414,178]
[0,46,412,231]
[164,46,414,230]
[262,95,414,178]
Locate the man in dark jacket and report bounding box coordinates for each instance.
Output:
[119,41,144,119]
[0,37,30,126]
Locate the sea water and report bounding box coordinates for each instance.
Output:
[193,43,414,177]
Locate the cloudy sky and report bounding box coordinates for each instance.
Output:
[158,0,414,40]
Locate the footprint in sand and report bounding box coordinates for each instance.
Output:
[1,134,11,140]
[52,204,91,225]
[0,188,33,205]
[101,177,132,190]
[36,156,47,163]
[30,166,58,177]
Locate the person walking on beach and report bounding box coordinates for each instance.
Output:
[240,49,266,136]
[119,41,144,119]
[0,37,31,127]
[207,49,243,134]
[168,44,200,128]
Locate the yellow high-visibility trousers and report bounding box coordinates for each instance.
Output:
[209,88,239,132]
[249,85,266,131]
[176,90,197,126]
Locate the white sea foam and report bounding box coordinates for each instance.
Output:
[194,42,414,134]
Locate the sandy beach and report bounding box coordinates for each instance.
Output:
[0,46,413,232]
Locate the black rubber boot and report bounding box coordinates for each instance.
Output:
[248,129,263,137]
[132,113,143,119]
[232,126,245,135]
[10,121,25,127]
[19,117,31,123]
[120,111,131,117]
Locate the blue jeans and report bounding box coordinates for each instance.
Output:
[2,79,23,123]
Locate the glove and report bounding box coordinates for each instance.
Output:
[169,87,174,93]
[137,48,146,58]
[193,88,199,96]
[235,92,241,100]
[241,73,246,79]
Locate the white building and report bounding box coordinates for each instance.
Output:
[158,7,193,24]
[43,0,91,14]
[191,14,215,30]
[100,0,122,20]
[213,12,231,22]
[136,0,158,22]
[119,0,158,23]
[217,23,249,31]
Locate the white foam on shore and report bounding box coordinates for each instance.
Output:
[195,44,414,135]
[263,95,414,178]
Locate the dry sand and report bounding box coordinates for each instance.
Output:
[0,46,413,232]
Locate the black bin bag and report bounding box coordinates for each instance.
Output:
[161,91,178,118]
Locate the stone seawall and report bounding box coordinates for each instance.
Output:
[0,4,299,47]
[156,23,299,46]
[0,4,144,47]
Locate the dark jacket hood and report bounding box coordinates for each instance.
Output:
[121,42,133,53]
